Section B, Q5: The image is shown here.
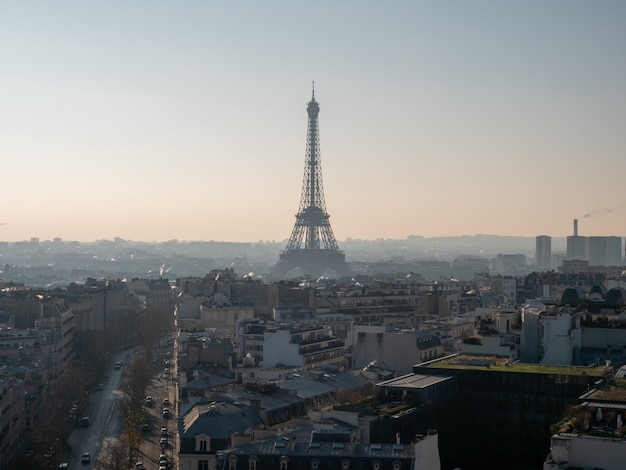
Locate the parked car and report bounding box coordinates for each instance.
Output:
[81,452,91,464]
[162,408,169,419]
[161,427,169,437]
[160,437,168,447]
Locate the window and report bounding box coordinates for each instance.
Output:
[199,440,207,451]
[248,459,257,470]
[198,460,209,470]
[228,457,238,470]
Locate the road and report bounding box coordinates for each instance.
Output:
[64,344,176,470]
[65,352,127,469]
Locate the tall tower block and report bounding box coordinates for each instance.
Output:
[271,85,351,279]
[535,235,552,270]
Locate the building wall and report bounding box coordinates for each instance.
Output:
[413,431,441,470]
[545,433,626,470]
[263,330,302,368]
[459,335,516,359]
[0,377,25,469]
[540,311,581,366]
[581,327,626,350]
[351,330,422,375]
[178,454,216,470]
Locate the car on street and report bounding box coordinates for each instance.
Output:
[161,427,169,436]
[81,452,91,464]
[160,437,168,447]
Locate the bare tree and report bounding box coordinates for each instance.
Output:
[94,438,128,470]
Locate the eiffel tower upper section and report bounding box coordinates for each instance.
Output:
[271,85,351,279]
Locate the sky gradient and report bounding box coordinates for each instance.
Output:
[2,1,625,243]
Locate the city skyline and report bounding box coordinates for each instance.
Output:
[2,2,625,243]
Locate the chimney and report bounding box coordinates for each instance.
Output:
[574,219,578,237]
[396,432,401,445]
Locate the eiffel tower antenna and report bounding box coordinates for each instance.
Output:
[271,86,351,279]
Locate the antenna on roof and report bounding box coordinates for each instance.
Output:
[312,80,315,100]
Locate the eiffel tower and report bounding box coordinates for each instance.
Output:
[271,85,351,279]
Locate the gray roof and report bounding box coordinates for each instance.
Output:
[218,387,303,412]
[183,373,234,390]
[279,373,371,399]
[180,402,263,440]
[376,373,452,390]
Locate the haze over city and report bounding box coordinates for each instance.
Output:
[2,1,625,243]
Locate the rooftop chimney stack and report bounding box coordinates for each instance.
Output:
[574,219,578,237]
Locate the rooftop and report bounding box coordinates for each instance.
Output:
[419,354,607,377]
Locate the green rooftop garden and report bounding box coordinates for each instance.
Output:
[422,355,608,377]
[586,377,626,401]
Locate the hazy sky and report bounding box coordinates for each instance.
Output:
[2,1,625,243]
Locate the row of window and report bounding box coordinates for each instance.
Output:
[214,457,404,470]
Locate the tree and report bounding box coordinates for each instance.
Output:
[94,438,128,470]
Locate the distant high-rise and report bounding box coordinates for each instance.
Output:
[587,236,623,266]
[535,235,551,270]
[565,219,623,266]
[567,219,586,260]
[271,85,351,279]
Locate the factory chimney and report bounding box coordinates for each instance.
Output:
[573,219,578,237]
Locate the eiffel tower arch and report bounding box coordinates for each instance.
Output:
[271,85,351,280]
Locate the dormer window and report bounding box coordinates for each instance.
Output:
[280,456,289,470]
[196,436,210,452]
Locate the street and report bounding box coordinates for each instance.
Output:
[66,351,127,469]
